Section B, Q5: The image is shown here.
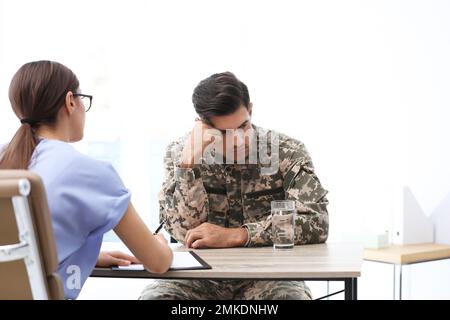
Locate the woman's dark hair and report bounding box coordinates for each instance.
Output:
[192,71,250,124]
[0,60,79,169]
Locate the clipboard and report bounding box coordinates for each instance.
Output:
[172,251,211,270]
[111,251,211,271]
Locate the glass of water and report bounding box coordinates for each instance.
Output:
[271,200,296,250]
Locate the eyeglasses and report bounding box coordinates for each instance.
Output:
[73,93,93,112]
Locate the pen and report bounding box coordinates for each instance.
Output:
[153,219,166,235]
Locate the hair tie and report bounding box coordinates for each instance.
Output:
[20,118,38,126]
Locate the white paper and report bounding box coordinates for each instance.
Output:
[113,264,145,271]
[170,252,203,269]
[113,251,203,271]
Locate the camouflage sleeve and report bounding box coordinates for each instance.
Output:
[244,143,329,247]
[159,143,209,243]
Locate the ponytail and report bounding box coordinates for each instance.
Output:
[0,123,38,169]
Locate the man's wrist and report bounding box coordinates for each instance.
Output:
[232,227,249,247]
[179,160,194,168]
[180,154,204,168]
[242,226,250,247]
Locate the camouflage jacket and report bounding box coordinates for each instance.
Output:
[159,125,329,247]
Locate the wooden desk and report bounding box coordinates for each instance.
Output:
[91,243,363,300]
[363,243,450,299]
[364,243,450,265]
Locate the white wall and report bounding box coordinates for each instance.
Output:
[1,0,449,241]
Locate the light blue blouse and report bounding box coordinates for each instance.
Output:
[26,138,131,299]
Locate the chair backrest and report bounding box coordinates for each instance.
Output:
[0,170,64,300]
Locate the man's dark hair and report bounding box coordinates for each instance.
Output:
[192,72,250,124]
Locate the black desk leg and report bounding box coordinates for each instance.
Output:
[352,278,357,300]
[344,278,358,300]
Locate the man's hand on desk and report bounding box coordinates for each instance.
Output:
[185,222,248,249]
[96,251,140,267]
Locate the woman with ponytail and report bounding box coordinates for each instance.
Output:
[0,61,173,299]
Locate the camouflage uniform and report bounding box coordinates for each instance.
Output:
[139,125,329,300]
[139,279,312,300]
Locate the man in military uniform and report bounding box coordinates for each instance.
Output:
[140,72,329,300]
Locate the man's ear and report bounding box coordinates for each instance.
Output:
[64,91,76,116]
[248,102,253,117]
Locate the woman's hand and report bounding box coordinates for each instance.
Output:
[96,250,140,267]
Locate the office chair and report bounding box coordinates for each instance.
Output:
[0,170,64,300]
